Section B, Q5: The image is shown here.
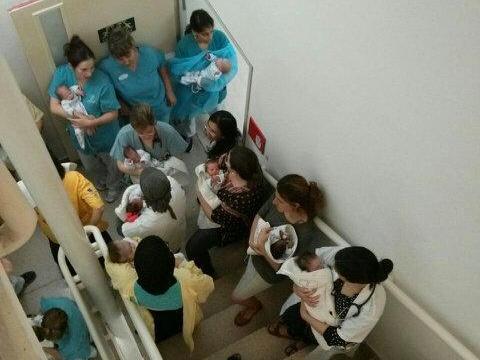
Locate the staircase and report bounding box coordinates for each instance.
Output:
[156,136,381,359]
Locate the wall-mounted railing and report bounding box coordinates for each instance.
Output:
[262,170,478,360]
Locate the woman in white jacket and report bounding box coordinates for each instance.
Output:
[116,167,186,252]
[269,246,393,357]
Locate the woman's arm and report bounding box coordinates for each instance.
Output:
[116,160,143,176]
[299,301,329,334]
[88,206,104,226]
[70,110,118,129]
[197,188,214,219]
[49,97,70,119]
[249,227,281,271]
[159,65,176,106]
[293,283,320,307]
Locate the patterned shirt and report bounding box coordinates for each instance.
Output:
[211,181,264,244]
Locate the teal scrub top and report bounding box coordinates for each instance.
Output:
[110,122,187,162]
[40,297,91,360]
[170,30,231,121]
[98,45,170,123]
[134,281,182,311]
[48,64,120,155]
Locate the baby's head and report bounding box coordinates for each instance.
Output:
[126,198,143,214]
[108,239,137,264]
[124,146,141,163]
[296,251,323,272]
[205,159,220,176]
[56,85,74,100]
[215,58,231,74]
[270,240,287,260]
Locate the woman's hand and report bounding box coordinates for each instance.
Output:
[293,283,319,307]
[249,227,271,256]
[70,112,96,129]
[166,89,177,107]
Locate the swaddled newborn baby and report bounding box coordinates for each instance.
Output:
[270,229,295,260]
[277,250,336,328]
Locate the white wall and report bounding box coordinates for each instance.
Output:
[210,0,480,358]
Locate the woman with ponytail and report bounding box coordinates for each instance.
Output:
[186,146,265,277]
[231,174,330,326]
[271,246,394,357]
[48,35,123,203]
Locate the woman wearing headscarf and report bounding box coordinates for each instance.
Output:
[134,236,183,342]
[133,236,214,348]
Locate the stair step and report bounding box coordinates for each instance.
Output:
[282,346,314,359]
[210,241,248,278]
[157,278,292,359]
[202,267,244,319]
[204,326,292,360]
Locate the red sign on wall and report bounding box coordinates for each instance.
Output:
[248,116,266,154]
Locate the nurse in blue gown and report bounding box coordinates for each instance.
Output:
[169,9,238,140]
[48,35,122,203]
[98,26,176,124]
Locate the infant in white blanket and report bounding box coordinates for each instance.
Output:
[195,159,225,229]
[278,251,337,327]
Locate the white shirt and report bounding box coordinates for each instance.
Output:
[119,177,186,251]
[280,246,387,350]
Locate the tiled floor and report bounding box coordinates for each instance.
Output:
[8,131,208,316]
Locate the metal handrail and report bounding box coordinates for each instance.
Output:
[262,170,478,360]
[84,226,163,360]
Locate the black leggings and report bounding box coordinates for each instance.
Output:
[185,228,223,277]
[150,307,183,342]
[49,231,113,275]
[281,303,318,345]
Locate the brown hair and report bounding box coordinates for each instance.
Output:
[107,241,123,263]
[41,308,68,341]
[130,103,155,130]
[277,174,325,219]
[63,35,94,68]
[107,26,135,58]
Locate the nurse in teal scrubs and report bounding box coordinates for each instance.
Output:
[169,9,237,141]
[98,26,176,124]
[49,36,122,203]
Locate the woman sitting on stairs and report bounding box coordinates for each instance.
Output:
[231,174,329,326]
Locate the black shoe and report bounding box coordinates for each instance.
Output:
[20,271,36,293]
[185,137,193,153]
[227,354,241,360]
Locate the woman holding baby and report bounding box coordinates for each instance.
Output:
[272,246,394,357]
[48,35,123,203]
[186,146,264,277]
[169,9,237,141]
[231,174,329,326]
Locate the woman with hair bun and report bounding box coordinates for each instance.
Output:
[270,246,394,357]
[231,174,330,326]
[169,9,237,141]
[48,35,123,203]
